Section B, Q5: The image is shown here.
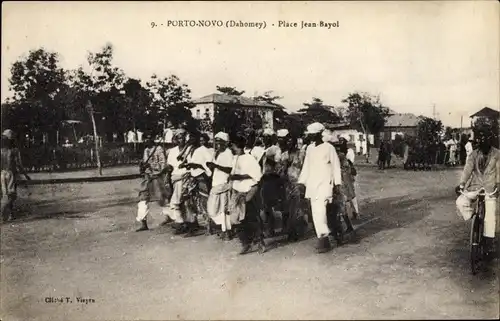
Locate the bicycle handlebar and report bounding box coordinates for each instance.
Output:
[459,188,498,197]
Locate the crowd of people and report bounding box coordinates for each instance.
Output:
[3,123,497,259]
[376,133,477,171]
[136,122,361,254]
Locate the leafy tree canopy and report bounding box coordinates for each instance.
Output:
[341,92,390,135]
[216,86,245,96]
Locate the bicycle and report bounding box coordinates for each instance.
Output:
[459,187,497,275]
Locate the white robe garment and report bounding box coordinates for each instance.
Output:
[207,148,235,230]
[189,146,213,178]
[298,142,342,238]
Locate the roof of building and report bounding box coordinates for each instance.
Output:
[193,93,280,109]
[385,113,422,128]
[470,107,500,118]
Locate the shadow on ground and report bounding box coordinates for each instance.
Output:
[9,197,136,224]
[352,191,452,242]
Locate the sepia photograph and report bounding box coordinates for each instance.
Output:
[1,1,499,320]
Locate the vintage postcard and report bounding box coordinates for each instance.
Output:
[1,1,499,320]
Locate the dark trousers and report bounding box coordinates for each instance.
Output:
[260,174,285,236]
[238,194,264,246]
[326,202,342,240]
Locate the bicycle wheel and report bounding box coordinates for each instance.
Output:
[470,215,481,275]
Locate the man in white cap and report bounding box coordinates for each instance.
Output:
[206,132,235,240]
[1,129,30,222]
[298,122,342,253]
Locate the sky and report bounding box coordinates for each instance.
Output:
[2,1,499,127]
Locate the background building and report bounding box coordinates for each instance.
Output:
[191,93,279,131]
[380,113,422,141]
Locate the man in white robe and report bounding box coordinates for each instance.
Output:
[298,122,342,253]
[206,132,235,240]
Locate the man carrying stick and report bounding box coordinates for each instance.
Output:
[135,133,170,232]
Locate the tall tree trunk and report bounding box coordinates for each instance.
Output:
[89,110,102,176]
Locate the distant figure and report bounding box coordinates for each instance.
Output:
[447,137,458,166]
[378,141,387,170]
[1,130,30,222]
[127,130,138,143]
[385,140,393,168]
[164,121,175,147]
[465,135,474,164]
[403,141,410,169]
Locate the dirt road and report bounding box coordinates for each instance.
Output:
[1,168,498,320]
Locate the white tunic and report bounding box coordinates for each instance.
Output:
[167,146,189,176]
[298,142,342,200]
[212,148,234,186]
[346,148,356,163]
[465,142,473,156]
[231,154,262,193]
[250,146,265,163]
[190,146,213,177]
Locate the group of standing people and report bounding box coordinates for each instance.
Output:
[136,122,362,254]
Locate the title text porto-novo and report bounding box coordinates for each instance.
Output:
[163,20,266,29]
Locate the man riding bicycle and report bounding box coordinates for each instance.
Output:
[456,129,500,260]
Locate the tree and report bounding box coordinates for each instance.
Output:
[216,86,245,96]
[299,97,342,125]
[122,78,153,134]
[473,117,499,147]
[213,85,265,138]
[417,117,443,145]
[342,92,390,162]
[255,90,287,130]
[8,48,67,145]
[283,113,306,138]
[69,43,126,175]
[69,43,126,135]
[255,91,283,105]
[146,74,195,135]
[214,106,263,139]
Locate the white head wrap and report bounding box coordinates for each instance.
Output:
[276,129,289,137]
[306,122,325,135]
[214,131,229,142]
